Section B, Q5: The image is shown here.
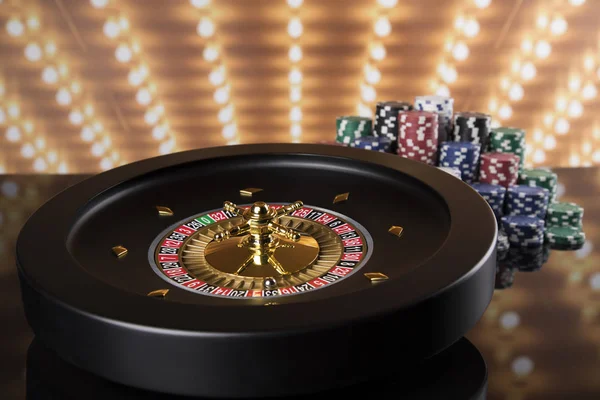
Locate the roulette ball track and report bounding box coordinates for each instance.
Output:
[17,144,496,398]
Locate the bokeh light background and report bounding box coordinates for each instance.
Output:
[0,0,600,173]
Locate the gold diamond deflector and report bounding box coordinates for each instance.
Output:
[333,192,349,204]
[240,188,263,197]
[112,245,128,258]
[388,225,404,237]
[156,206,174,216]
[148,289,169,297]
[364,272,389,282]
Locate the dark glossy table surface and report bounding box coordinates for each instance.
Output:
[1,170,598,399]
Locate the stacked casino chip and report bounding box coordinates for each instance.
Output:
[452,112,492,152]
[373,101,413,152]
[546,202,583,229]
[518,168,558,202]
[479,153,520,187]
[438,142,480,183]
[501,215,545,248]
[336,116,372,145]
[506,244,551,272]
[545,226,586,249]
[350,136,392,152]
[414,95,453,143]
[497,230,509,252]
[470,183,506,220]
[397,110,439,165]
[488,127,526,171]
[505,185,550,219]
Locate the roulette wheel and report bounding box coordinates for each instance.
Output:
[17,144,497,398]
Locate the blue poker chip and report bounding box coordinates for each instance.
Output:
[505,185,549,219]
[439,142,481,183]
[471,183,506,219]
[350,136,392,152]
[500,215,545,248]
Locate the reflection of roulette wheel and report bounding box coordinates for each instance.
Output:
[17,144,496,398]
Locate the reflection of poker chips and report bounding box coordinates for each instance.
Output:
[495,263,514,289]
[545,226,586,247]
[479,153,520,188]
[470,183,506,219]
[439,142,480,183]
[497,230,509,252]
[335,116,373,145]
[518,168,558,202]
[437,166,462,179]
[452,112,492,152]
[500,215,545,248]
[505,185,550,219]
[414,95,453,144]
[350,136,392,153]
[397,110,439,165]
[373,101,413,152]
[545,202,584,229]
[506,244,549,272]
[488,127,526,171]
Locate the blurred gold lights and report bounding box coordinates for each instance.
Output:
[4,7,121,172]
[191,0,239,145]
[287,0,303,142]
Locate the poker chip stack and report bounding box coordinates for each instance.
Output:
[545,202,584,229]
[452,112,492,152]
[471,183,506,220]
[373,101,413,152]
[437,166,462,179]
[414,95,454,144]
[505,185,550,219]
[350,136,392,152]
[438,142,480,183]
[488,127,526,171]
[507,244,550,272]
[478,153,520,188]
[545,226,586,250]
[397,110,439,165]
[501,215,545,248]
[336,116,372,145]
[518,168,559,202]
[497,230,510,252]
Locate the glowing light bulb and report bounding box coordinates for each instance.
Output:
[91,0,109,8]
[357,103,372,118]
[361,84,376,103]
[24,42,43,62]
[536,14,549,30]
[583,141,592,154]
[521,39,533,53]
[44,41,57,57]
[92,121,104,133]
[289,68,303,84]
[100,157,114,170]
[554,118,570,134]
[582,82,597,100]
[35,137,46,150]
[520,62,536,81]
[500,311,521,329]
[203,45,219,62]
[442,65,457,84]
[56,88,72,106]
[128,67,145,86]
[6,18,25,37]
[115,43,133,63]
[288,0,304,8]
[57,162,68,173]
[365,65,381,85]
[535,40,551,59]
[41,66,59,84]
[290,86,302,102]
[213,86,229,104]
[584,55,595,71]
[568,100,583,118]
[70,81,82,95]
[58,63,69,78]
[6,126,22,142]
[288,17,303,38]
[533,149,546,164]
[103,19,120,39]
[47,150,58,164]
[152,124,169,140]
[508,83,524,101]
[452,41,469,61]
[498,104,513,120]
[435,84,450,97]
[26,16,40,31]
[463,18,480,38]
[91,142,106,157]
[377,0,397,7]
[550,16,567,36]
[290,123,302,138]
[475,0,491,8]
[197,17,215,38]
[208,66,226,86]
[136,87,152,106]
[543,135,556,150]
[33,157,48,172]
[592,150,600,163]
[159,140,175,155]
[488,98,498,112]
[288,45,303,62]
[222,123,237,139]
[144,110,160,126]
[533,129,544,142]
[21,143,36,158]
[69,109,84,125]
[454,15,465,30]
[218,104,234,124]
[511,356,534,377]
[7,103,19,118]
[555,96,568,112]
[190,0,211,8]
[80,126,95,142]
[569,0,585,5]
[290,106,302,122]
[374,16,391,37]
[569,153,580,166]
[370,42,386,61]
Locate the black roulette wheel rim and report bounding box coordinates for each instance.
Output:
[17,144,497,398]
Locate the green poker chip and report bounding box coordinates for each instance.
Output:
[488,127,526,170]
[545,226,586,245]
[519,168,558,202]
[546,202,583,229]
[336,116,373,145]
